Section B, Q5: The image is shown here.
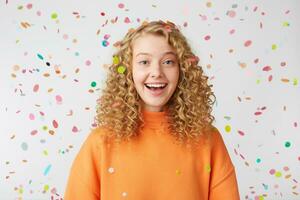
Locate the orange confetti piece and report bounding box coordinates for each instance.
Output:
[281,78,290,83]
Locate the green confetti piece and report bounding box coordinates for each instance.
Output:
[37,53,44,60]
[51,12,58,19]
[285,141,291,148]
[91,81,97,87]
[117,65,126,74]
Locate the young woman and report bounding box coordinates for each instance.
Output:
[64,20,240,200]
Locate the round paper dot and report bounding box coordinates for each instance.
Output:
[225,125,231,132]
[108,167,115,173]
[244,40,252,47]
[21,142,28,151]
[275,171,282,177]
[118,3,125,9]
[91,81,97,87]
[256,158,261,163]
[102,40,109,47]
[85,60,91,66]
[227,10,236,18]
[42,126,48,131]
[117,65,126,74]
[269,169,275,175]
[51,12,58,19]
[285,141,291,148]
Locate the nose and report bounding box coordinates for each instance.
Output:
[150,62,163,78]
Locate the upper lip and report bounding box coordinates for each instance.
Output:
[144,82,168,84]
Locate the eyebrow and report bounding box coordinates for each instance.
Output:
[135,51,177,57]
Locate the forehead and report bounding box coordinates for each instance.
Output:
[132,34,176,57]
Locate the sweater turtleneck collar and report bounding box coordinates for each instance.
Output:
[141,108,169,128]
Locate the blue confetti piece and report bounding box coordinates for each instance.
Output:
[43,164,51,176]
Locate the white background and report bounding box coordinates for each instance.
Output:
[0,0,299,199]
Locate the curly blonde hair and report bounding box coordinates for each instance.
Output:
[96,20,217,147]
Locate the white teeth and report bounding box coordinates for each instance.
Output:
[145,83,167,88]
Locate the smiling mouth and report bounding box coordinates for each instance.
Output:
[144,84,168,96]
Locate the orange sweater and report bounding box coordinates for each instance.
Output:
[64,110,240,200]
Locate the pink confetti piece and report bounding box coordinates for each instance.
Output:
[227,10,236,18]
[33,84,39,92]
[124,17,131,23]
[30,130,38,136]
[55,95,63,104]
[118,3,125,9]
[52,120,58,128]
[85,60,91,66]
[29,113,35,120]
[229,29,235,34]
[204,35,211,40]
[269,169,276,175]
[39,111,45,116]
[238,130,245,136]
[72,126,78,133]
[26,3,32,9]
[263,66,272,71]
[294,122,298,127]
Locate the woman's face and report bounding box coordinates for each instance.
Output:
[131,34,180,112]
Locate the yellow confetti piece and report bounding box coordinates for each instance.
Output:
[282,21,290,27]
[225,125,231,132]
[275,171,282,177]
[117,65,126,74]
[256,79,261,84]
[48,88,54,93]
[18,188,23,194]
[293,78,298,86]
[11,73,17,78]
[113,56,120,65]
[43,184,49,192]
[205,164,211,173]
[258,196,264,200]
[175,169,181,175]
[43,150,48,156]
[271,44,277,50]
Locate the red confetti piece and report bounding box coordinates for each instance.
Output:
[268,75,273,82]
[33,84,39,92]
[244,40,252,47]
[263,66,272,71]
[254,111,262,115]
[52,120,58,128]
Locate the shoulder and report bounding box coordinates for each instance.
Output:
[83,126,113,147]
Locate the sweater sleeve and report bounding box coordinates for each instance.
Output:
[64,128,101,200]
[208,129,240,200]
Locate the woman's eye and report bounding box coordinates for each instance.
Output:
[165,60,174,64]
[139,60,148,65]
